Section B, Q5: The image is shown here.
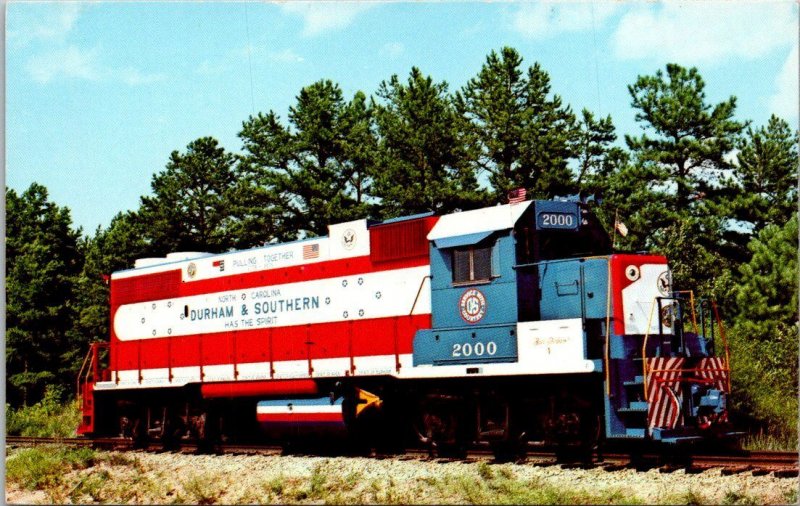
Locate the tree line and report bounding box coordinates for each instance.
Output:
[6,48,797,439]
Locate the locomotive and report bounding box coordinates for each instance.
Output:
[77,196,737,456]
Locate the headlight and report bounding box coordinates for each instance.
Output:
[625,265,640,281]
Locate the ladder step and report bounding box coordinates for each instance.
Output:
[623,376,644,387]
[618,401,648,414]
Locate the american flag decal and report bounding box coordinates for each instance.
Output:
[646,357,685,431]
[695,357,729,392]
[212,259,225,271]
[303,243,319,260]
[508,188,527,204]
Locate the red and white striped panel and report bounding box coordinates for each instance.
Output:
[646,357,685,430]
[695,357,729,392]
[107,249,434,387]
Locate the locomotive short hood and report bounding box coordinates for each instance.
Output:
[427,201,532,248]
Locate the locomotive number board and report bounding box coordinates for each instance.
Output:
[534,201,580,231]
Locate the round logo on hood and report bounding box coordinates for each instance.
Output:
[459,288,487,324]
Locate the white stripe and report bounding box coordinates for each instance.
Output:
[112,240,333,281]
[256,405,343,415]
[114,265,431,341]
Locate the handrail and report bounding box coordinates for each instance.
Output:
[76,342,110,397]
[409,275,432,316]
[641,297,659,400]
[672,290,699,334]
[643,296,732,401]
[76,346,94,396]
[710,301,732,393]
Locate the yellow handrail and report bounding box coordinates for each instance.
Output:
[641,297,659,401]
[710,301,733,393]
[76,346,94,397]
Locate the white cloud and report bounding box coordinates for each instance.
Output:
[268,48,305,63]
[235,44,305,63]
[26,45,165,86]
[769,45,799,121]
[26,45,102,83]
[9,3,82,46]
[118,67,167,86]
[280,2,374,37]
[195,60,230,76]
[380,42,405,58]
[613,2,796,65]
[511,2,620,39]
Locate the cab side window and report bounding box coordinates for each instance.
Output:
[452,244,493,283]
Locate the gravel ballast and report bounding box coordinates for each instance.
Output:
[6,449,798,504]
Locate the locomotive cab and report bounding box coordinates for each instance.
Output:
[411,197,737,449]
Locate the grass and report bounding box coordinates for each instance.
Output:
[182,473,221,505]
[6,445,97,490]
[462,469,643,505]
[741,432,798,452]
[6,386,82,438]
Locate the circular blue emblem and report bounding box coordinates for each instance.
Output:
[459,288,487,324]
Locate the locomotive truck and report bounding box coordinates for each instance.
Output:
[77,196,737,456]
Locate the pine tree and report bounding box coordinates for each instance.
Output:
[728,217,798,439]
[372,67,485,217]
[69,212,150,366]
[731,115,798,233]
[574,109,617,188]
[139,137,237,254]
[621,63,745,292]
[239,81,374,237]
[6,184,82,405]
[626,63,744,211]
[457,47,577,201]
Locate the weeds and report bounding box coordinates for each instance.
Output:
[681,487,708,505]
[477,461,494,480]
[6,385,82,437]
[68,469,110,503]
[308,461,328,499]
[6,446,96,490]
[182,473,220,505]
[742,432,797,451]
[722,489,760,505]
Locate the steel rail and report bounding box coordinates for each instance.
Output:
[6,436,797,475]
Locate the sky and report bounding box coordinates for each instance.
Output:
[6,1,798,234]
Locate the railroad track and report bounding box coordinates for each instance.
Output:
[6,435,797,478]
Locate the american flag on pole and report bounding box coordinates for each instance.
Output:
[614,219,629,237]
[646,357,685,431]
[508,188,526,204]
[303,243,320,259]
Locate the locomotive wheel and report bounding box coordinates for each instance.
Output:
[131,416,149,450]
[191,410,221,454]
[581,413,603,463]
[160,410,185,452]
[490,431,528,463]
[414,400,467,458]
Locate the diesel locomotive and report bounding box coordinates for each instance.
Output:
[77,196,737,456]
